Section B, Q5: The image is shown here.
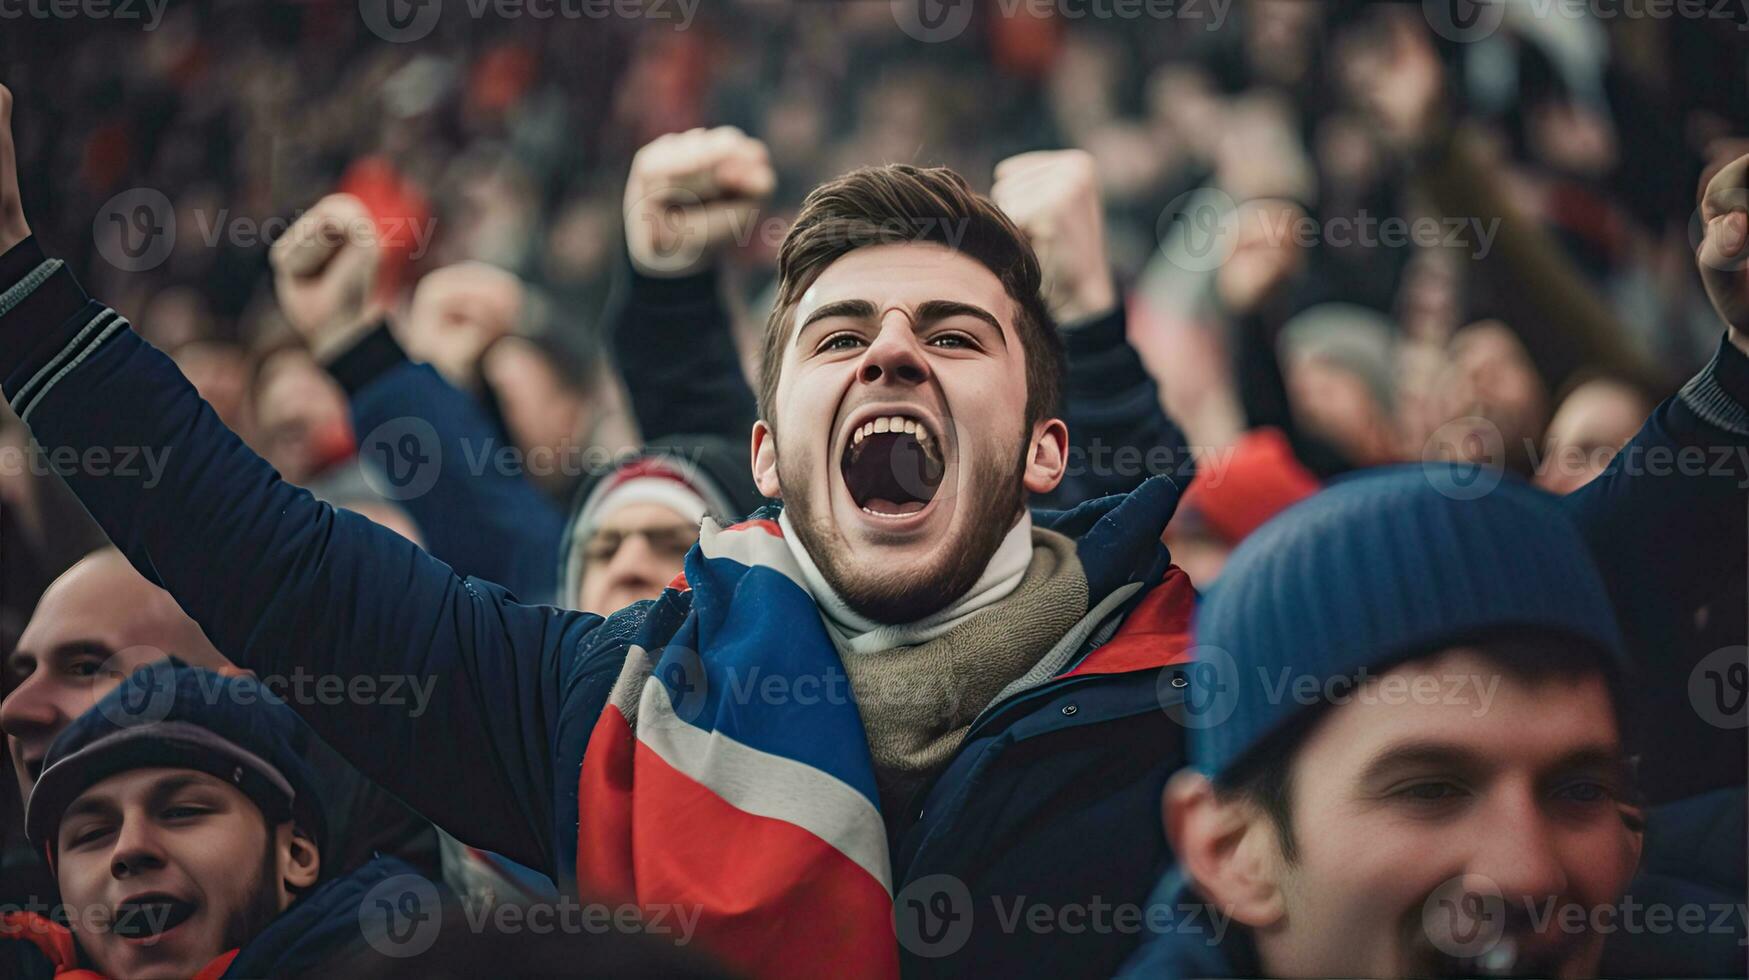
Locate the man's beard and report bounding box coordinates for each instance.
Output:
[781,426,1028,624]
[221,834,290,955]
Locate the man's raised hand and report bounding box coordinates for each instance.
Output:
[991,149,1116,326]
[1698,149,1749,353]
[269,193,383,363]
[0,85,31,256]
[623,126,775,278]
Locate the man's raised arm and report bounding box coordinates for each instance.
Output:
[1562,152,1749,652]
[0,85,580,870]
[992,149,1194,508]
[271,200,568,603]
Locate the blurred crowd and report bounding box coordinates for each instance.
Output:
[1,0,1747,975]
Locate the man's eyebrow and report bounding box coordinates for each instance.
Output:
[798,299,879,335]
[47,640,112,661]
[146,773,218,805]
[913,300,1005,343]
[60,793,119,826]
[1540,745,1635,783]
[1357,739,1488,785]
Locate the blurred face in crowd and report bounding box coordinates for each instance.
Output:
[1283,353,1399,466]
[1168,647,1641,978]
[252,348,352,485]
[55,768,319,980]
[482,337,587,499]
[1535,379,1652,496]
[753,242,1066,623]
[1431,322,1550,475]
[1216,200,1306,315]
[577,501,699,615]
[2,551,227,802]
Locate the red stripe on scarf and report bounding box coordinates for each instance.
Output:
[577,706,899,979]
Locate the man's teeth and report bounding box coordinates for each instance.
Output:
[851,415,934,452]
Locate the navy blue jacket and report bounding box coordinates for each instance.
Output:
[2,237,1746,977]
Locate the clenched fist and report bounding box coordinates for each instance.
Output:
[402,262,523,388]
[0,85,31,256]
[624,126,775,278]
[991,149,1116,325]
[1697,149,1749,351]
[269,194,383,363]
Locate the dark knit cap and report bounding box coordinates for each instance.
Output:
[26,660,327,853]
[1189,464,1629,782]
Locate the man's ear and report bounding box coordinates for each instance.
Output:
[278,823,321,895]
[751,420,782,499]
[1162,769,1286,929]
[1022,417,1069,495]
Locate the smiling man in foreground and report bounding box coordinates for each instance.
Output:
[0,79,1747,978]
[3,664,434,979]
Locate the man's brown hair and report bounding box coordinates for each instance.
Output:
[756,164,1064,431]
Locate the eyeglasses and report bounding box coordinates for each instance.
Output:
[583,525,700,565]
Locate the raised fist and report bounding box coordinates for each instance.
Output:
[623,126,775,278]
[269,194,382,363]
[992,149,1116,325]
[401,261,524,388]
[1697,148,1749,345]
[0,85,30,256]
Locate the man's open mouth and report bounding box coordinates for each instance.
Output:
[1425,934,1571,978]
[841,412,946,517]
[112,894,197,940]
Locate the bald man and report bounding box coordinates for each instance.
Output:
[2,548,224,800]
[0,548,436,876]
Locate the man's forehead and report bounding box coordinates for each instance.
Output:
[794,243,1015,326]
[1305,656,1619,770]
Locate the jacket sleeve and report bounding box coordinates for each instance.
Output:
[329,325,565,604]
[1562,334,1749,655]
[608,257,757,442]
[1043,300,1195,510]
[0,238,586,871]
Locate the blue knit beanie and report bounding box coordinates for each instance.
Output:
[1188,464,1628,782]
[26,660,327,854]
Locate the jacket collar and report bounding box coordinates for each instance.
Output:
[225,855,434,977]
